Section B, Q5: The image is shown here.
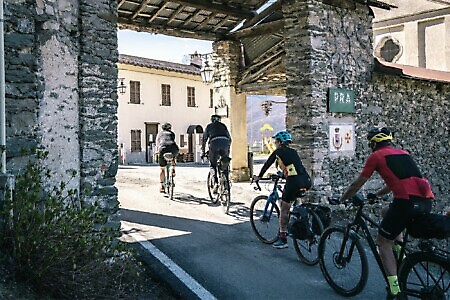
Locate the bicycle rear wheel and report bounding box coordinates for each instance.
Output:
[219,174,230,214]
[318,226,368,297]
[249,195,280,244]
[293,209,323,265]
[168,171,174,200]
[398,252,450,299]
[207,172,218,204]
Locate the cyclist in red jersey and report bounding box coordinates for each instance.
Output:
[339,127,434,300]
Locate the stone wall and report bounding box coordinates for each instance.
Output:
[283,0,449,211]
[4,0,119,226]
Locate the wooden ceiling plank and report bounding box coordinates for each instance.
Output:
[148,3,169,23]
[170,0,256,19]
[195,11,217,30]
[240,0,283,30]
[213,15,231,31]
[131,0,151,19]
[239,56,283,85]
[238,80,286,94]
[118,17,218,40]
[184,8,201,25]
[118,0,127,8]
[168,4,185,24]
[228,19,284,39]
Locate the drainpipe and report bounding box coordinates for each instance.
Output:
[0,0,5,173]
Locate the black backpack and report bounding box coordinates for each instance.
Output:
[288,206,314,240]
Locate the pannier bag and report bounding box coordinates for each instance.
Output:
[407,213,450,240]
[288,206,314,240]
[312,205,331,235]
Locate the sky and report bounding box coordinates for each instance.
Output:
[117,30,213,64]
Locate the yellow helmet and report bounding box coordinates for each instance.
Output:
[367,127,393,143]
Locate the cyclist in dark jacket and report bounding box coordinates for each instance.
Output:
[156,123,179,193]
[253,130,311,249]
[339,127,434,299]
[201,115,231,192]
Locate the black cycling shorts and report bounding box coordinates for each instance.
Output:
[158,144,179,167]
[379,197,432,240]
[281,177,303,203]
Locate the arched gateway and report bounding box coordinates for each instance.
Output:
[2,0,449,226]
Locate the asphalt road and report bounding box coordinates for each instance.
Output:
[117,160,386,300]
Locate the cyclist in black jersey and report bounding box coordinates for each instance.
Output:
[201,115,231,193]
[156,123,179,193]
[253,131,311,249]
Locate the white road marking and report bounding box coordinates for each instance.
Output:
[126,228,217,300]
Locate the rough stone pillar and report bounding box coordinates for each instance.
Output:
[212,40,250,182]
[282,0,374,200]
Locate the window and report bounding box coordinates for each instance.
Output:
[161,84,171,106]
[375,37,402,63]
[131,130,141,152]
[187,86,196,107]
[180,135,185,147]
[130,81,141,104]
[209,89,213,108]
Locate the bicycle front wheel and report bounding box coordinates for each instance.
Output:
[293,209,323,265]
[318,226,368,297]
[249,195,280,244]
[399,251,450,299]
[207,172,218,204]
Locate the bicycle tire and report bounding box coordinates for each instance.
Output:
[249,195,280,244]
[169,171,174,200]
[220,174,230,214]
[318,226,369,297]
[207,172,218,204]
[398,251,450,299]
[293,209,323,266]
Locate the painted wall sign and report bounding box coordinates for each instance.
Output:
[328,88,355,113]
[329,123,355,152]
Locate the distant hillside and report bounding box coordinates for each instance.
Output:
[247,95,286,145]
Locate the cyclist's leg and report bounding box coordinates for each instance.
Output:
[208,144,219,184]
[171,145,179,176]
[273,181,295,248]
[378,198,416,297]
[158,148,168,192]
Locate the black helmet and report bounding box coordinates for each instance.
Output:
[367,127,393,143]
[211,114,221,122]
[162,123,172,130]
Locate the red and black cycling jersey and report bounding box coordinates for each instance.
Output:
[361,145,434,200]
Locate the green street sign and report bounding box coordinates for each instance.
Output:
[328,88,355,113]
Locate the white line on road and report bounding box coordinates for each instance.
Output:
[126,229,217,300]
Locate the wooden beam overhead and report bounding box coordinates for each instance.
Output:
[131,0,151,19]
[147,3,168,23]
[170,0,256,19]
[227,19,284,39]
[240,0,283,30]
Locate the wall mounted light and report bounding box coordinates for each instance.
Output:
[117,78,127,95]
[190,52,214,84]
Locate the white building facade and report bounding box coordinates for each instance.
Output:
[117,54,214,164]
[372,0,450,71]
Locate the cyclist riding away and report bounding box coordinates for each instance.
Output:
[201,114,231,193]
[339,127,434,300]
[253,131,311,249]
[156,122,179,193]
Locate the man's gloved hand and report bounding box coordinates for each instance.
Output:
[367,193,377,200]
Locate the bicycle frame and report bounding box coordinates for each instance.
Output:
[256,174,284,220]
[338,201,408,286]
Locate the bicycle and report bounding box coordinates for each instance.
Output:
[162,152,176,200]
[318,193,450,299]
[249,172,327,265]
[204,151,232,213]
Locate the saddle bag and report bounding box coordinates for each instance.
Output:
[288,206,314,240]
[312,205,331,234]
[407,213,450,240]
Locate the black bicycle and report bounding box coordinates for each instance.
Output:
[205,151,232,213]
[250,172,328,265]
[318,193,450,298]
